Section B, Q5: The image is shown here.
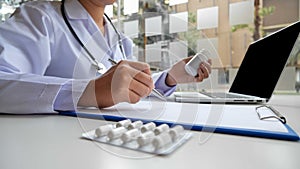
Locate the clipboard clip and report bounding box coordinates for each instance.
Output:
[255,105,286,124]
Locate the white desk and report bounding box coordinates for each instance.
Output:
[1,94,300,169]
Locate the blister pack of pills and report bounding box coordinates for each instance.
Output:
[81,119,193,155]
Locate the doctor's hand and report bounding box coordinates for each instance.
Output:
[78,60,154,108]
[166,57,212,86]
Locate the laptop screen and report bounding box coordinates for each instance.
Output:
[229,21,300,100]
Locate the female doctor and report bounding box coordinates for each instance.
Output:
[0,0,211,114]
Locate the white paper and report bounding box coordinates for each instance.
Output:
[86,101,288,133]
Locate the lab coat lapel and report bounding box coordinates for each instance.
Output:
[105,17,124,62]
[64,0,112,70]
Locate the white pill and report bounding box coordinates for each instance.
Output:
[185,49,211,77]
[137,131,155,146]
[116,119,132,128]
[152,132,172,149]
[121,128,140,142]
[140,122,156,133]
[95,124,114,137]
[128,120,143,130]
[107,127,127,140]
[169,125,184,141]
[154,124,169,135]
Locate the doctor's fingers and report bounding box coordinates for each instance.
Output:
[119,60,152,75]
[127,90,142,104]
[195,63,210,82]
[129,79,153,98]
[133,71,154,89]
[201,61,212,75]
[115,62,154,89]
[200,64,209,79]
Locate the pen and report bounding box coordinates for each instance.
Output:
[108,58,166,100]
[108,58,118,65]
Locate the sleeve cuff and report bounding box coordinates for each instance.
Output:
[153,71,176,96]
[54,79,90,111]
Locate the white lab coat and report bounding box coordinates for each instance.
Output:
[0,0,175,114]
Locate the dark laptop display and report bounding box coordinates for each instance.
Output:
[175,21,300,104]
[229,21,300,101]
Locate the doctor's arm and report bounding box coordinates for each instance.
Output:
[151,57,212,96]
[122,38,211,97]
[58,53,212,109]
[166,57,212,86]
[0,4,88,114]
[78,60,154,108]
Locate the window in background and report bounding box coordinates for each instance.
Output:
[2,0,299,93]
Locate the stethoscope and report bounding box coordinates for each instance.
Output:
[61,0,126,74]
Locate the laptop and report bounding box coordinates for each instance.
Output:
[175,21,300,104]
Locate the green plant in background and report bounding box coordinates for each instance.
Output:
[231,24,251,33]
[287,35,300,66]
[258,5,275,37]
[259,6,275,17]
[253,0,275,40]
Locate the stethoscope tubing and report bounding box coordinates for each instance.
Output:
[60,0,125,72]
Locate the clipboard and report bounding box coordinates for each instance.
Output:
[59,101,299,141]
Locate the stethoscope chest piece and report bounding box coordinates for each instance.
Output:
[95,62,107,74]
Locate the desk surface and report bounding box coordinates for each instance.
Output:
[1,94,300,169]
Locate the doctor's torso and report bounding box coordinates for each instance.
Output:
[0,0,133,79]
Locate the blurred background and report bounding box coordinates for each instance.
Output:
[1,0,299,93]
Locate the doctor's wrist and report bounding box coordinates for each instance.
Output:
[165,73,177,87]
[78,80,98,108]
